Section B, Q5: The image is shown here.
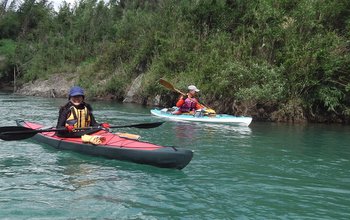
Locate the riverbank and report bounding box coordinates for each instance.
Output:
[2,73,348,124]
[12,73,75,98]
[0,82,13,92]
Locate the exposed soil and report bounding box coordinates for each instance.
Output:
[15,73,76,98]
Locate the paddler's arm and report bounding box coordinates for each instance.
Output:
[56,106,70,128]
[55,106,73,136]
[195,102,203,110]
[176,95,186,107]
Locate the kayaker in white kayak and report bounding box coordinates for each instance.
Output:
[56,86,110,137]
[172,85,204,115]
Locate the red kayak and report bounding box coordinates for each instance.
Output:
[15,120,193,169]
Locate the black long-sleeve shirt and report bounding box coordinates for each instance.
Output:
[56,102,100,137]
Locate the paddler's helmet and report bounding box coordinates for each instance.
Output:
[68,86,85,99]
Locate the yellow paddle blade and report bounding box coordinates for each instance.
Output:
[159,79,186,95]
[159,79,175,90]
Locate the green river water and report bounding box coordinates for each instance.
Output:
[0,91,349,219]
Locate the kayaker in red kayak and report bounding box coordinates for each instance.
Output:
[172,85,204,115]
[56,86,110,137]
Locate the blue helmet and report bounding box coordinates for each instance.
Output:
[69,86,85,99]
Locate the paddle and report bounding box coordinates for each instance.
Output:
[159,78,186,96]
[159,78,216,113]
[0,127,66,141]
[110,121,165,129]
[0,121,165,141]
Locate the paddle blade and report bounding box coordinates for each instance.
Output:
[0,126,62,141]
[129,121,165,129]
[159,79,186,95]
[111,121,165,129]
[159,79,175,90]
[0,126,33,133]
[0,131,37,141]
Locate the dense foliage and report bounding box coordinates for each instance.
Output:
[0,0,349,122]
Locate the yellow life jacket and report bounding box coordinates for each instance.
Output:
[65,106,91,128]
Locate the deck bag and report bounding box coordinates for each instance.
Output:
[81,134,106,145]
[204,108,216,116]
[116,132,141,140]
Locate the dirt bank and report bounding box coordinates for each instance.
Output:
[15,73,76,98]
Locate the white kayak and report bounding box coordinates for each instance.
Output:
[150,109,252,126]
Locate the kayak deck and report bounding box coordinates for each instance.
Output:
[16,120,193,169]
[150,109,252,126]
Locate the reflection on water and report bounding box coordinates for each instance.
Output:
[201,122,252,135]
[173,123,198,140]
[165,120,252,146]
[58,160,98,191]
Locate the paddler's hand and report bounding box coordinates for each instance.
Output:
[66,125,74,132]
[100,123,110,129]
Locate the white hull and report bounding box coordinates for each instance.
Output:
[150,109,252,126]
